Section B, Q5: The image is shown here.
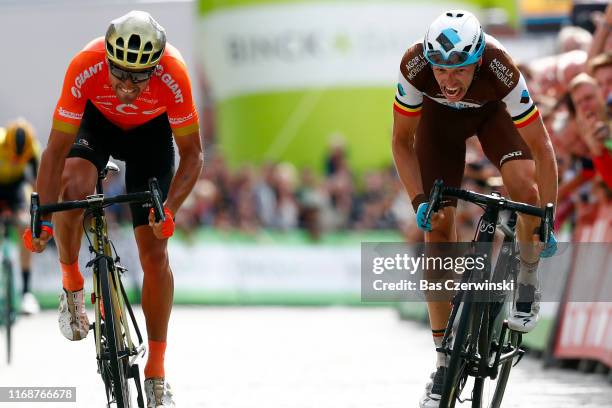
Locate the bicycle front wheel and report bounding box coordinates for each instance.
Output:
[472,329,520,408]
[440,298,474,408]
[99,257,131,407]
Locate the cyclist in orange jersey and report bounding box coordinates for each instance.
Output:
[24,11,203,407]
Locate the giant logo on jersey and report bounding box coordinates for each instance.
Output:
[71,62,104,99]
[154,65,185,104]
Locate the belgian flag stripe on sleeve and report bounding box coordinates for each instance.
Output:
[394,96,422,117]
[513,104,539,128]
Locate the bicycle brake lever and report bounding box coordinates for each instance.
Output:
[538,203,554,243]
[425,179,444,221]
[148,178,165,223]
[30,192,41,238]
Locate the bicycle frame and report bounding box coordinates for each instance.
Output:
[438,206,519,372]
[0,218,14,365]
[86,177,146,407]
[88,197,142,383]
[427,180,554,407]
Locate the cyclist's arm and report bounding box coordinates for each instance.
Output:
[392,58,426,209]
[392,111,424,209]
[587,4,611,61]
[499,60,559,209]
[516,118,558,209]
[35,129,77,220]
[162,56,204,214]
[164,130,203,215]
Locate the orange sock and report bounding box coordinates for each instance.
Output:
[145,340,166,379]
[61,261,84,292]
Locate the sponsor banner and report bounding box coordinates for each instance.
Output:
[27,228,361,299]
[554,204,612,368]
[197,3,465,100]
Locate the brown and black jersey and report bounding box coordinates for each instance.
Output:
[393,34,539,128]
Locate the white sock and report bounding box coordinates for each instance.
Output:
[433,331,447,367]
[517,258,539,287]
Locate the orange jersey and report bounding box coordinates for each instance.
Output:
[53,37,199,137]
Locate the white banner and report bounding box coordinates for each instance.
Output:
[28,230,362,297]
[197,3,459,100]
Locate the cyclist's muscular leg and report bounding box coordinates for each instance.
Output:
[500,160,540,261]
[501,160,543,332]
[425,206,457,341]
[134,226,173,379]
[53,158,97,341]
[56,158,98,289]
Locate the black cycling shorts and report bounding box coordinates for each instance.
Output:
[0,180,26,212]
[67,101,175,228]
[416,98,533,207]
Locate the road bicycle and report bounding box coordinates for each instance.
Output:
[30,162,165,408]
[0,214,16,364]
[424,179,554,407]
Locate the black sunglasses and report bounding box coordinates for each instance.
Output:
[108,61,155,84]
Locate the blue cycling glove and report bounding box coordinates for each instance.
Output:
[416,202,432,232]
[540,232,557,258]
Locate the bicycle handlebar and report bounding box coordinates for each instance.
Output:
[30,177,165,238]
[425,179,555,243]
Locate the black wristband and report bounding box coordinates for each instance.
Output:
[411,193,428,212]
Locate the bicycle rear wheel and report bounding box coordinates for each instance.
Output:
[99,257,131,407]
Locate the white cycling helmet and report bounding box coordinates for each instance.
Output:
[423,10,485,68]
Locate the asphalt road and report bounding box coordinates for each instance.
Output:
[0,307,610,407]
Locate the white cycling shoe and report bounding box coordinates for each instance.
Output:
[21,292,40,315]
[508,283,540,333]
[58,288,90,341]
[419,366,446,408]
[145,378,175,407]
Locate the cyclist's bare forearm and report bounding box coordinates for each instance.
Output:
[165,131,203,214]
[518,119,558,209]
[36,130,77,219]
[534,143,558,209]
[587,4,611,61]
[392,111,424,202]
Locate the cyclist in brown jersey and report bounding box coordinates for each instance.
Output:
[391,10,558,407]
